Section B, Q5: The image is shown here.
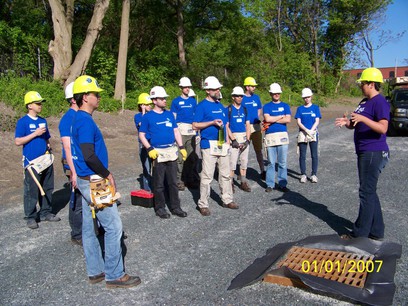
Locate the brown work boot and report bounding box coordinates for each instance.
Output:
[199,207,211,216]
[106,274,141,289]
[89,272,105,284]
[223,202,239,209]
[240,181,251,192]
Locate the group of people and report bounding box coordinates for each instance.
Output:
[135,76,322,217]
[13,67,389,289]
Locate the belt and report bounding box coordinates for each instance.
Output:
[78,176,91,181]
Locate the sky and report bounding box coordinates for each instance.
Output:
[357,0,408,69]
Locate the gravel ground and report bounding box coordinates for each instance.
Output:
[0,119,407,305]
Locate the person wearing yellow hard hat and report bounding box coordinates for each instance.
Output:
[59,82,83,245]
[15,91,61,229]
[71,75,141,288]
[138,86,188,219]
[170,77,200,190]
[134,93,153,192]
[335,67,390,241]
[242,77,266,180]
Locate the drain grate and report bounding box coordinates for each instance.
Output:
[277,246,375,288]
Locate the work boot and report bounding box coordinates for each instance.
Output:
[106,274,141,289]
[240,181,251,192]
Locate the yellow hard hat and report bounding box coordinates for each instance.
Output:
[243,77,257,86]
[24,91,46,105]
[138,93,152,105]
[73,75,104,94]
[357,67,383,83]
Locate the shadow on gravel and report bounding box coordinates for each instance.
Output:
[52,182,70,214]
[271,190,353,235]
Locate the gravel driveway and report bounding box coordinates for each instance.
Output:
[1,119,407,305]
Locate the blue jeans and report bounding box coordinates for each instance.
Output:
[77,177,124,281]
[353,151,389,238]
[23,165,54,220]
[298,139,318,176]
[266,144,288,188]
[139,145,152,191]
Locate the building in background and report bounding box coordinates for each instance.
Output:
[344,66,408,81]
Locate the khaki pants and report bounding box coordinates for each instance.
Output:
[198,149,233,208]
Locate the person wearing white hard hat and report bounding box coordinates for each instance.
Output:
[170,77,200,190]
[139,86,188,219]
[59,82,82,244]
[192,76,238,216]
[263,83,291,193]
[295,88,321,184]
[226,86,251,192]
[15,91,60,229]
[188,88,196,98]
[242,77,266,180]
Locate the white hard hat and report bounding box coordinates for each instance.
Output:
[179,77,192,87]
[231,86,245,96]
[269,83,282,94]
[149,86,169,99]
[188,89,196,97]
[65,82,74,99]
[301,88,313,98]
[203,76,223,89]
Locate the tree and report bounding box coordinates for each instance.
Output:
[48,0,110,85]
[114,0,130,101]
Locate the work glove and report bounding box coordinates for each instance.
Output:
[147,147,159,159]
[231,139,240,149]
[180,148,187,161]
[240,140,250,152]
[261,120,271,132]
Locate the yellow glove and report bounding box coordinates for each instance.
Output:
[147,147,159,159]
[180,149,187,161]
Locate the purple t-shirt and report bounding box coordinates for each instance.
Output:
[353,94,390,154]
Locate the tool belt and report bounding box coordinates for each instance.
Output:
[264,132,289,147]
[177,123,196,136]
[209,140,230,156]
[89,175,121,209]
[297,130,317,143]
[232,132,247,144]
[24,152,54,173]
[156,145,179,163]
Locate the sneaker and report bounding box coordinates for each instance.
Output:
[89,272,105,284]
[177,182,186,191]
[155,208,170,219]
[40,214,61,222]
[310,175,318,183]
[265,187,273,192]
[261,171,266,181]
[300,175,307,183]
[106,274,141,289]
[240,181,251,192]
[199,207,211,216]
[27,219,39,229]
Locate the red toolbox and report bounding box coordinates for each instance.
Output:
[130,190,154,208]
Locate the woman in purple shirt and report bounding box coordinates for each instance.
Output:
[335,67,390,240]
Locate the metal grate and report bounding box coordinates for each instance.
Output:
[277,246,375,288]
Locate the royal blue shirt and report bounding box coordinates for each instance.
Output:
[170,96,197,124]
[15,115,50,167]
[242,94,262,124]
[228,105,248,133]
[295,104,321,130]
[193,99,227,149]
[71,110,109,177]
[134,112,151,144]
[139,110,176,148]
[58,108,76,169]
[353,94,390,154]
[263,101,291,134]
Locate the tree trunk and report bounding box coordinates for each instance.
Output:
[48,0,74,82]
[114,0,130,101]
[176,0,187,70]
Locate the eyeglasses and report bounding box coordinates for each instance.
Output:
[232,95,243,99]
[359,81,372,87]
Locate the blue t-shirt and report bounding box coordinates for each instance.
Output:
[353,94,390,154]
[193,99,227,149]
[228,105,248,133]
[139,110,176,148]
[15,115,50,167]
[71,110,109,177]
[170,96,197,124]
[242,94,262,124]
[295,104,321,130]
[263,101,291,134]
[134,112,151,144]
[58,108,77,169]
